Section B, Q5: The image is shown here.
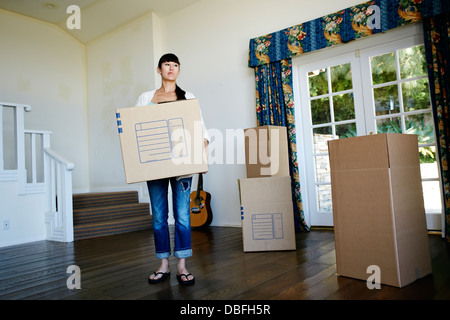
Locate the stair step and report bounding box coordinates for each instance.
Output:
[73,191,139,210]
[73,203,150,225]
[72,190,153,241]
[74,215,153,241]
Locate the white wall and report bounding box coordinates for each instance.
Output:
[86,12,156,195]
[0,182,46,247]
[0,9,89,191]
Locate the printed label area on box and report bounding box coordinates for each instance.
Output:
[135,118,188,163]
[251,213,284,240]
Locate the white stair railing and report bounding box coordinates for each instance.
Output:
[0,102,74,243]
[44,145,75,242]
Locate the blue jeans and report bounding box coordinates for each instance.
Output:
[147,177,193,259]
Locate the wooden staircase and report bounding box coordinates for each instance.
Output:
[73,191,152,241]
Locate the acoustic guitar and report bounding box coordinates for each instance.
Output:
[189,173,213,228]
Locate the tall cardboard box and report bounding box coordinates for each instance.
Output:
[238,176,296,252]
[244,126,290,178]
[116,99,208,183]
[328,133,432,287]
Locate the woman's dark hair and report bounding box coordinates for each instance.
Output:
[158,53,180,68]
[158,53,186,101]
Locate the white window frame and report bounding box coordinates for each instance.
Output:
[293,23,444,234]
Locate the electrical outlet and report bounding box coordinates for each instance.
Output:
[3,220,10,231]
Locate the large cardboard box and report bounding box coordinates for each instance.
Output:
[116,99,208,183]
[238,176,296,252]
[244,126,290,178]
[328,133,432,287]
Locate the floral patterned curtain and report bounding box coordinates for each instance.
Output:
[250,0,450,236]
[249,0,449,67]
[423,12,450,242]
[255,59,309,232]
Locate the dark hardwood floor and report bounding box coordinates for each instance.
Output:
[1,227,449,302]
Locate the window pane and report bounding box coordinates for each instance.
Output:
[405,113,435,144]
[313,126,332,153]
[309,68,328,97]
[311,97,331,124]
[315,156,330,183]
[399,45,427,79]
[336,122,357,139]
[420,161,439,179]
[374,84,400,116]
[333,93,355,121]
[377,117,402,133]
[331,63,352,92]
[317,185,332,212]
[419,147,437,166]
[422,180,442,214]
[371,52,396,85]
[402,78,431,112]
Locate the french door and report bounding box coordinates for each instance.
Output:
[294,26,443,230]
[296,54,365,226]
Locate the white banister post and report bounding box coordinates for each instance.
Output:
[62,166,74,242]
[43,133,51,213]
[16,106,27,194]
[50,159,56,212]
[30,133,37,184]
[56,163,62,227]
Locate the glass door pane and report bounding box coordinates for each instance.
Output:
[365,44,442,229]
[298,55,364,226]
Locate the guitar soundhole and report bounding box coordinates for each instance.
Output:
[190,197,205,214]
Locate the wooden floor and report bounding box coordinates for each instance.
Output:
[1,227,449,302]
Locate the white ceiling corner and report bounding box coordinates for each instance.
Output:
[0,0,202,43]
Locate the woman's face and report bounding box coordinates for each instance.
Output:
[158,61,180,81]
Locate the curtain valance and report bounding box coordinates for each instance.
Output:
[249,0,450,68]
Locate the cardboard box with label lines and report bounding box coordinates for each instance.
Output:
[238,126,296,252]
[238,176,296,252]
[116,99,208,184]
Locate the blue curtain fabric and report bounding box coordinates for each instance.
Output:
[423,12,450,242]
[255,59,309,232]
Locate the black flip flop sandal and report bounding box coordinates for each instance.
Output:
[177,273,195,286]
[148,272,170,284]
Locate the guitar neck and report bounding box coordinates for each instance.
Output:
[195,173,203,199]
[198,173,203,192]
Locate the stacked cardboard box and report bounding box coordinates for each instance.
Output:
[238,126,296,252]
[328,133,432,287]
[244,125,290,178]
[116,99,208,183]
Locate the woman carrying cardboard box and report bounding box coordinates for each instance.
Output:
[135,53,209,286]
